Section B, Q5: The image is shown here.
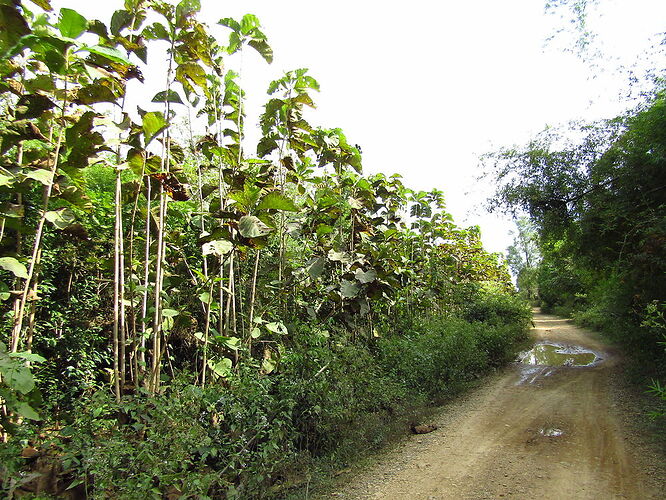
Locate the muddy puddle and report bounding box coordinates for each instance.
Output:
[518,342,599,367]
[516,342,602,385]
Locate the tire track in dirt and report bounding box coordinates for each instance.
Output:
[328,312,665,499]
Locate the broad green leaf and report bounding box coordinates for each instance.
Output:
[151,90,184,105]
[44,208,75,230]
[0,363,35,394]
[265,322,287,335]
[13,401,40,421]
[354,268,377,284]
[257,192,298,212]
[347,197,363,209]
[305,256,325,279]
[238,215,272,238]
[316,224,334,237]
[198,291,211,304]
[162,309,179,318]
[261,355,276,375]
[110,9,133,36]
[0,203,23,218]
[142,111,167,147]
[0,5,30,53]
[25,169,53,186]
[142,22,170,41]
[0,281,10,301]
[208,357,232,378]
[175,62,206,94]
[247,38,273,64]
[240,14,260,34]
[87,19,109,39]
[15,94,55,120]
[80,45,133,65]
[176,0,200,28]
[0,257,28,279]
[162,316,174,331]
[58,8,88,39]
[76,80,124,105]
[28,0,53,11]
[202,239,233,256]
[9,352,46,363]
[0,171,14,187]
[328,249,352,264]
[213,336,240,350]
[340,280,360,298]
[250,327,261,339]
[218,17,241,32]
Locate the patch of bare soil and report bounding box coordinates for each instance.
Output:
[324,312,665,499]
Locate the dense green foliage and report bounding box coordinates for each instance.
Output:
[487,84,666,399]
[0,0,531,497]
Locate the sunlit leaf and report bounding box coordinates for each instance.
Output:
[256,192,298,212]
[261,352,276,374]
[0,257,28,279]
[265,322,288,335]
[162,309,179,318]
[0,362,34,394]
[9,352,46,363]
[57,8,88,39]
[328,249,352,264]
[202,239,233,256]
[354,268,377,284]
[80,45,133,65]
[238,215,272,238]
[175,62,207,94]
[44,208,76,230]
[175,0,200,28]
[218,17,240,31]
[25,169,53,186]
[213,336,240,350]
[142,22,170,41]
[142,111,167,147]
[208,357,232,378]
[28,0,53,11]
[247,38,273,63]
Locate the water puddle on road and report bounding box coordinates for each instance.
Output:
[539,427,564,437]
[518,343,598,367]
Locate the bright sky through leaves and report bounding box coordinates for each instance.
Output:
[52,0,666,253]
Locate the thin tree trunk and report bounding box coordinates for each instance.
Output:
[11,131,63,353]
[248,249,261,352]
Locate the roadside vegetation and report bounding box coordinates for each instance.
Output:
[487,83,666,416]
[0,1,532,497]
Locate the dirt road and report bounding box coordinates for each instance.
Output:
[330,312,664,499]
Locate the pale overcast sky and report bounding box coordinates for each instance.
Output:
[51,0,666,254]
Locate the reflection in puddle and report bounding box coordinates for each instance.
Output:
[518,343,598,367]
[539,427,564,437]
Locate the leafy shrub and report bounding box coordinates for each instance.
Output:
[461,289,532,326]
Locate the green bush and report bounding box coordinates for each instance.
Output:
[461,289,532,326]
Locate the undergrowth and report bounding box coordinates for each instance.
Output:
[0,292,531,499]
